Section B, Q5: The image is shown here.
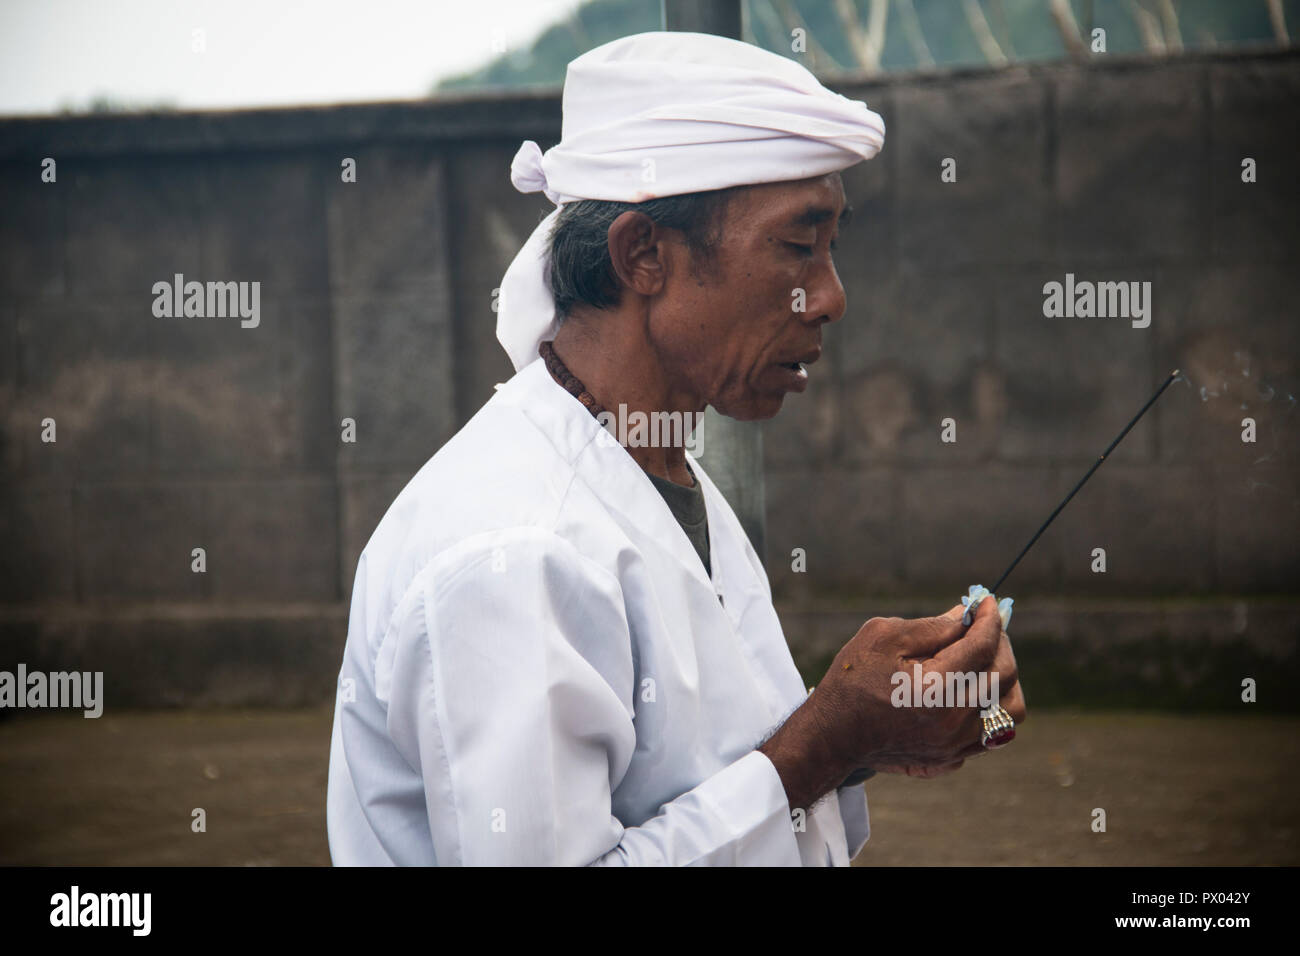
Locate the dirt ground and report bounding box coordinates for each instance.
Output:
[0,708,1295,866]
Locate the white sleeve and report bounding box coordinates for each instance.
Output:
[381,526,803,866]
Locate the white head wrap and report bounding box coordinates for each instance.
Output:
[496,31,886,372]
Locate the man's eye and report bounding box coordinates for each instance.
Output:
[784,239,838,256]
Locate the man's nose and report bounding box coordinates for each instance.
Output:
[804,261,847,325]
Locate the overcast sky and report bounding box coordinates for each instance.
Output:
[0,0,591,115]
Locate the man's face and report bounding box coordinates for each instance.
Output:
[650,172,850,421]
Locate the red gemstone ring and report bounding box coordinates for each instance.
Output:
[980,705,1016,749]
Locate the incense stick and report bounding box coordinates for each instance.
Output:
[989,369,1182,594]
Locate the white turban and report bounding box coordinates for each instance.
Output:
[496,30,886,372]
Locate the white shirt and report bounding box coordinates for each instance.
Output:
[326,356,870,865]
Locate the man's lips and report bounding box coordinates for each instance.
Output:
[775,347,822,373]
[769,348,819,392]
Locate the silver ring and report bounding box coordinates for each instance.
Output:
[980,704,1016,749]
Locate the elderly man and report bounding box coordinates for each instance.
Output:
[327,31,1025,866]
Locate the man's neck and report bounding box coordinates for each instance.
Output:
[551,315,700,486]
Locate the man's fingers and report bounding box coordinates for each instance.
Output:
[1001,679,1027,725]
[930,596,1001,674]
[874,759,967,777]
[905,760,964,778]
[893,611,967,661]
[991,630,1019,696]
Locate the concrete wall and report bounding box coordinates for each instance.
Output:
[1,51,1296,708]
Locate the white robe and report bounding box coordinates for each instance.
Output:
[326,356,870,865]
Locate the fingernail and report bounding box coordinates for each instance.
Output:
[961,584,991,626]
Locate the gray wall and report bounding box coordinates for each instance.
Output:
[1,51,1296,708]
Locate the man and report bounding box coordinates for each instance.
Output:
[327,31,1026,866]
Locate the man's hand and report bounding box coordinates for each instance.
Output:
[759,598,1027,811]
[870,608,1026,776]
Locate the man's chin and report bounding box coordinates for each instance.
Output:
[712,393,786,422]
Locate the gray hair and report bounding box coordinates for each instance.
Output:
[546,187,738,319]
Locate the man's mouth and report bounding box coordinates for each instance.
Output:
[771,357,811,393]
[777,348,819,371]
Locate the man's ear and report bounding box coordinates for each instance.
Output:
[607,210,668,298]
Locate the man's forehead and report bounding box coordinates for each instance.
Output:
[735,173,850,225]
